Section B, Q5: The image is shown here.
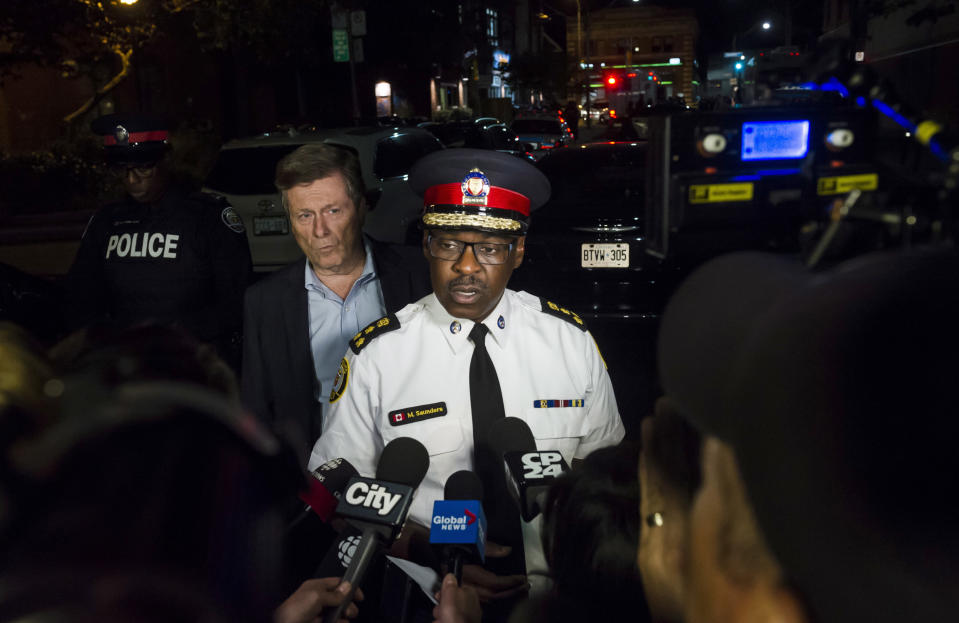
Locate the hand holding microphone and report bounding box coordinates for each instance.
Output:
[275,578,364,623]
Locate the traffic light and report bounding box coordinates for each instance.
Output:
[603,71,622,92]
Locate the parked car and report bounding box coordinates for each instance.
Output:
[587,101,610,122]
[462,123,536,162]
[509,116,573,155]
[472,116,502,128]
[203,126,444,271]
[422,121,534,162]
[510,142,675,320]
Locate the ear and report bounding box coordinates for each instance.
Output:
[422,230,431,261]
[511,236,526,269]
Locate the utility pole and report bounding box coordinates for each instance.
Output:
[576,0,582,62]
[331,3,361,124]
[347,11,360,124]
[581,1,591,128]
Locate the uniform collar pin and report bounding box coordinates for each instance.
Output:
[450,321,461,334]
[497,315,506,329]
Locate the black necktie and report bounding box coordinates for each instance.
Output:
[468,322,525,575]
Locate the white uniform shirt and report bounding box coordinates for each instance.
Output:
[308,288,625,576]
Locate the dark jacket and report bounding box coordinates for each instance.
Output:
[66,189,252,363]
[240,238,431,463]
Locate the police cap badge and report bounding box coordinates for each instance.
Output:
[409,148,550,235]
[91,112,170,166]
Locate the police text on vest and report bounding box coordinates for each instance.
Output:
[105,233,179,259]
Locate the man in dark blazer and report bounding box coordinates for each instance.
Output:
[241,144,430,463]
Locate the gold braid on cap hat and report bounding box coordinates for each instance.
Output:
[421,212,523,232]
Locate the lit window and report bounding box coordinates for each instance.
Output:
[486,8,498,46]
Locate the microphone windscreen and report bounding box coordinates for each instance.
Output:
[311,457,359,492]
[376,437,430,488]
[444,470,484,501]
[489,417,537,459]
[298,458,359,522]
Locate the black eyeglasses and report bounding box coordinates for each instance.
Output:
[427,235,514,265]
[110,164,158,178]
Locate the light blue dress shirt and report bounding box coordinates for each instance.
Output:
[305,240,386,408]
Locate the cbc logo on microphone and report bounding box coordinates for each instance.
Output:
[521,451,564,478]
[337,535,361,568]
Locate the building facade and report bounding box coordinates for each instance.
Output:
[567,5,698,109]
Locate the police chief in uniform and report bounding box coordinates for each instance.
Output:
[308,149,625,617]
[66,113,252,367]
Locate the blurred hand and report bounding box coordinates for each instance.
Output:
[274,578,364,623]
[460,541,529,602]
[388,520,440,569]
[433,573,482,623]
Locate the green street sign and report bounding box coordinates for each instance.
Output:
[332,29,349,62]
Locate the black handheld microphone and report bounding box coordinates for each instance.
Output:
[492,417,571,522]
[321,437,430,623]
[430,470,486,585]
[289,457,359,530]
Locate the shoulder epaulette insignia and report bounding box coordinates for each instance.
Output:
[350,314,401,354]
[539,298,587,331]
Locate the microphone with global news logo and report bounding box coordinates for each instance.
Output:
[430,470,487,585]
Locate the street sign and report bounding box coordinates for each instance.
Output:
[352,37,364,63]
[331,6,347,28]
[332,29,349,62]
[351,10,367,37]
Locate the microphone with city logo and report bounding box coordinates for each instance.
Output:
[321,437,430,623]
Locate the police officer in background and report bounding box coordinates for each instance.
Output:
[66,113,251,368]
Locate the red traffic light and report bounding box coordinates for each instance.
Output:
[606,75,617,86]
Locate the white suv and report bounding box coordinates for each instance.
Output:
[203,126,444,272]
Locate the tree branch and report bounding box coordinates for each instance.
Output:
[62,46,133,124]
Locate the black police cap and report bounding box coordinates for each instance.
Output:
[409,148,550,235]
[658,247,959,623]
[91,112,170,165]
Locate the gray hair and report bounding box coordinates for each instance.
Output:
[274,143,366,212]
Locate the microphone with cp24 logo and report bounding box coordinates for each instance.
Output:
[493,417,571,522]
